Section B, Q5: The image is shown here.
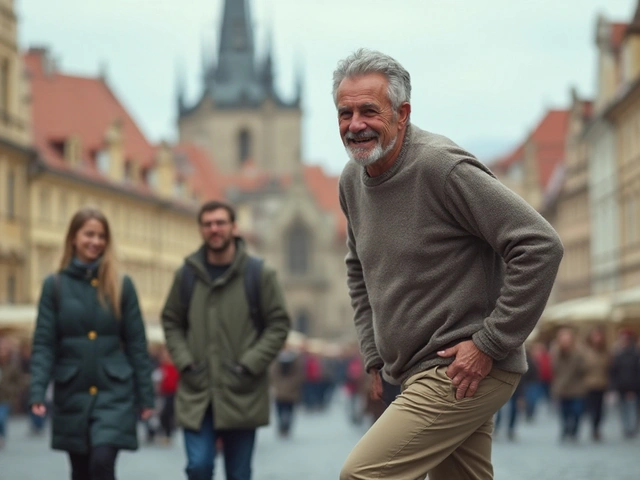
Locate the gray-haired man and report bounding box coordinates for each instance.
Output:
[335,49,563,480]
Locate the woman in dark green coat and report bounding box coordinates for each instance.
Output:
[29,207,155,480]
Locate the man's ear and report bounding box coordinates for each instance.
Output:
[397,102,411,129]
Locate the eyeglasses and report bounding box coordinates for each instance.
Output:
[200,220,232,229]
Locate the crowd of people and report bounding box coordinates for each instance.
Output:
[493,327,640,444]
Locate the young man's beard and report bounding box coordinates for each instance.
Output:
[206,235,234,254]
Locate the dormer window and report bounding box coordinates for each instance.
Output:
[96,149,110,174]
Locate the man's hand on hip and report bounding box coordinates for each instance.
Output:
[437,340,493,400]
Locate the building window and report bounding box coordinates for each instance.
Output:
[0,58,9,114]
[7,274,16,304]
[39,188,51,222]
[7,170,15,220]
[96,150,110,174]
[295,310,311,334]
[238,129,251,166]
[287,222,310,275]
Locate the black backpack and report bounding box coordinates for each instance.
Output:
[180,256,265,336]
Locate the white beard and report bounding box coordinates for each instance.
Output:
[345,135,397,167]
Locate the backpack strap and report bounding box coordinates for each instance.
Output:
[180,263,198,330]
[244,256,265,336]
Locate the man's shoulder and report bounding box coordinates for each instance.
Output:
[409,126,496,181]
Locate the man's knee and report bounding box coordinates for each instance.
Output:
[340,454,368,480]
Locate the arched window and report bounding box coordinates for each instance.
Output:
[238,129,251,166]
[287,222,310,275]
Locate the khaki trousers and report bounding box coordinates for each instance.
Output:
[340,366,520,480]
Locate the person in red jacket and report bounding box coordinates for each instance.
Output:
[158,347,179,444]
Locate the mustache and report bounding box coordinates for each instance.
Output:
[345,130,379,141]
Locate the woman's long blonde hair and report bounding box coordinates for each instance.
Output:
[59,206,121,318]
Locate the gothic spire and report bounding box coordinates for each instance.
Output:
[216,0,255,84]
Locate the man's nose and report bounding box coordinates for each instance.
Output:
[348,113,367,133]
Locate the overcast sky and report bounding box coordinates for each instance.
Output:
[17,0,637,175]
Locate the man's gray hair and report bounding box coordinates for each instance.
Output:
[332,49,411,110]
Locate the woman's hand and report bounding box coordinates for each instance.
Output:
[140,408,155,421]
[32,403,47,417]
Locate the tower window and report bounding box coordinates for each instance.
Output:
[238,129,251,166]
[7,170,15,219]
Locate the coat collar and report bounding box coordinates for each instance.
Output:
[185,237,249,286]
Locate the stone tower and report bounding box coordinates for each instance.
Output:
[177,0,303,176]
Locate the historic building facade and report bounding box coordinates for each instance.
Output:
[0,0,32,310]
[176,0,352,339]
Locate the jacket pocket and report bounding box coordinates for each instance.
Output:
[53,365,80,384]
[181,367,208,392]
[103,362,134,381]
[223,363,262,394]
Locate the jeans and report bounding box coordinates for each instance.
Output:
[559,397,584,439]
[275,401,295,435]
[184,406,256,480]
[68,445,119,480]
[0,402,10,438]
[619,392,638,436]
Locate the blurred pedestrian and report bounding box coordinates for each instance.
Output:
[0,336,22,449]
[335,49,563,480]
[495,350,537,441]
[583,327,610,441]
[158,346,179,445]
[552,328,586,442]
[161,200,290,480]
[28,207,155,480]
[270,346,304,438]
[609,329,640,439]
[528,342,553,418]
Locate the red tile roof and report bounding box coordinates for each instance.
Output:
[303,165,346,239]
[174,143,225,201]
[24,48,220,204]
[492,109,570,190]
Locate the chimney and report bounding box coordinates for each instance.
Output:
[63,135,82,166]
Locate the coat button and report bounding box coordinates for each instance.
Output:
[88,331,97,340]
[91,278,99,287]
[89,386,98,395]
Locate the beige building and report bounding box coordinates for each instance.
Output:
[552,90,593,303]
[0,47,223,336]
[176,0,353,339]
[0,0,32,314]
[532,5,640,338]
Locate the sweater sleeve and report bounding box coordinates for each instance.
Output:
[340,184,383,372]
[444,160,564,361]
[28,275,57,406]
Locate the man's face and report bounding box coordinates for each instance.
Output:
[337,73,401,167]
[199,208,236,253]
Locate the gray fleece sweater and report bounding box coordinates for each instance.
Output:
[339,125,564,385]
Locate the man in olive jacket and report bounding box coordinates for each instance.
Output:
[161,201,290,480]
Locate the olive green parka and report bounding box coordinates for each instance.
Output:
[161,239,290,431]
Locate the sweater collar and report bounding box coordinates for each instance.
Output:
[361,124,412,187]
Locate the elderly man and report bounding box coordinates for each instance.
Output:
[335,49,564,480]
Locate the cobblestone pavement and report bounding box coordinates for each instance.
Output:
[1,396,638,480]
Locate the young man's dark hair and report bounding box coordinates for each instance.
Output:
[197,200,236,224]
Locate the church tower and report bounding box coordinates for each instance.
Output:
[177,0,303,176]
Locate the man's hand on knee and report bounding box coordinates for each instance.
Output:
[437,341,493,400]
